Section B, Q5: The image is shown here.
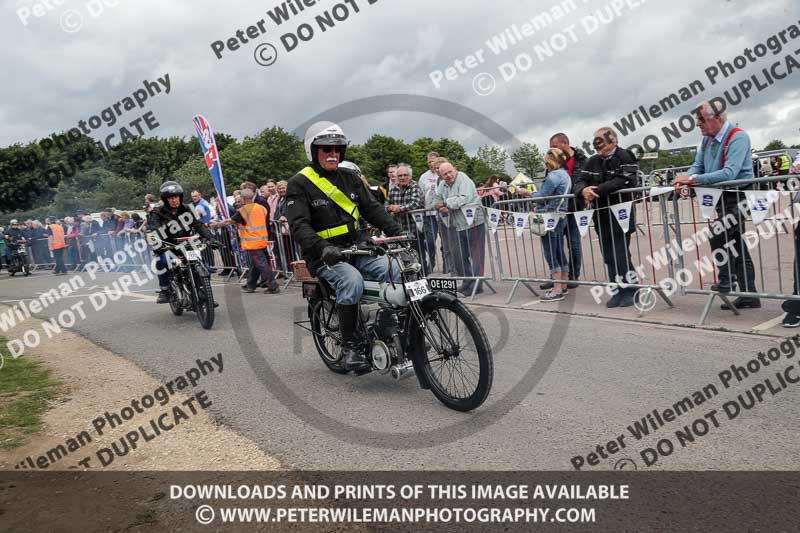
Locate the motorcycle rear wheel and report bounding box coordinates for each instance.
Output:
[169,280,183,316]
[309,299,347,374]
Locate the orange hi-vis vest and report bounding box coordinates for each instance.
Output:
[48,224,66,250]
[237,203,269,250]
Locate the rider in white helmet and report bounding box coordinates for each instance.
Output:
[286,122,403,373]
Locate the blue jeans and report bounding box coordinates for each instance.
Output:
[422,216,438,271]
[317,255,401,305]
[565,213,582,279]
[156,253,170,290]
[541,218,567,274]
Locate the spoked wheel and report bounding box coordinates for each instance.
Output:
[194,273,215,329]
[415,298,493,411]
[309,299,347,374]
[169,280,183,316]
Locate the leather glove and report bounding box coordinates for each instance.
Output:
[321,246,344,266]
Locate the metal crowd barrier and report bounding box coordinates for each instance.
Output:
[400,206,496,299]
[491,187,675,313]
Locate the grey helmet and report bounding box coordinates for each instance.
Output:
[159,181,184,203]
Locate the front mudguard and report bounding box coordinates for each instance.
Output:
[407,290,460,390]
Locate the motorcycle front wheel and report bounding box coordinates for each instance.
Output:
[412,297,493,412]
[194,270,215,330]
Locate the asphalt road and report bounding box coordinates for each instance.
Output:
[1,270,799,471]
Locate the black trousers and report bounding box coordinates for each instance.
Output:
[247,248,277,290]
[594,209,635,287]
[708,192,756,292]
[53,248,67,273]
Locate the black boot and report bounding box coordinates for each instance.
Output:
[721,297,761,310]
[156,289,170,304]
[711,271,733,293]
[338,304,369,373]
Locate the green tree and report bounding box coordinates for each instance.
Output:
[219,126,306,184]
[476,145,509,175]
[360,135,413,180]
[510,142,544,178]
[763,139,787,151]
[91,174,144,210]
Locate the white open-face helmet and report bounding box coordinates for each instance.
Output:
[338,161,362,176]
[304,121,348,164]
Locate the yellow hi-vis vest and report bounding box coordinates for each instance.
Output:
[299,166,360,239]
[237,203,269,250]
[780,154,791,172]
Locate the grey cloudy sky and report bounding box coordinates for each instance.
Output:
[4,0,800,160]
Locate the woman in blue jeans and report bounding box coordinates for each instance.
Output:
[532,148,572,302]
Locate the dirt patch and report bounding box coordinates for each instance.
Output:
[0,311,280,472]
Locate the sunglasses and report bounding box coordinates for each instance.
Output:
[319,146,340,154]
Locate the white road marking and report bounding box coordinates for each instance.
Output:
[752,315,785,332]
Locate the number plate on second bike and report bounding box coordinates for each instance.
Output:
[404,279,431,302]
[428,278,458,292]
[185,250,202,261]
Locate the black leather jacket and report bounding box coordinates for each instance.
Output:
[287,163,402,271]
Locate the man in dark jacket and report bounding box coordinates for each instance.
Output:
[287,122,402,372]
[149,181,215,303]
[543,132,588,290]
[574,127,639,308]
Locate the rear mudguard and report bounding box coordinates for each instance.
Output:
[407,290,460,390]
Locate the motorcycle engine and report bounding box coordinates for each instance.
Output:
[374,308,400,340]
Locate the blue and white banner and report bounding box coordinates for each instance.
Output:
[744,190,778,225]
[192,114,228,219]
[610,201,633,233]
[572,209,594,238]
[486,208,501,234]
[694,188,723,220]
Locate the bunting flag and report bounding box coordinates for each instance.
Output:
[572,209,594,238]
[744,190,778,225]
[610,201,633,233]
[413,212,424,231]
[486,208,501,234]
[439,210,450,228]
[542,213,562,233]
[192,114,228,219]
[694,188,723,220]
[649,186,674,198]
[513,212,528,237]
[462,205,476,227]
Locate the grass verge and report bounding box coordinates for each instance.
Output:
[0,337,61,449]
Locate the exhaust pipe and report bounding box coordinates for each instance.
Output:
[390,360,415,381]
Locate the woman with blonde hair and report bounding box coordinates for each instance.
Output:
[532,148,572,301]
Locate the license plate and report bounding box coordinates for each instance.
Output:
[185,250,202,261]
[404,279,430,302]
[428,278,458,292]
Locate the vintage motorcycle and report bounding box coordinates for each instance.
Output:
[297,236,493,412]
[7,240,31,277]
[159,236,216,329]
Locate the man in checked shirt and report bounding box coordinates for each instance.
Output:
[385,163,426,270]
